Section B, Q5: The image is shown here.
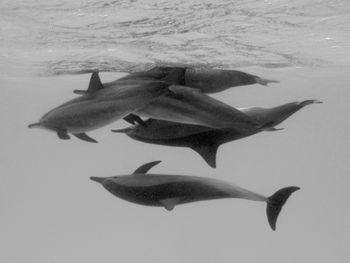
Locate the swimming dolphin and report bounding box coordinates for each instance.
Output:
[28,72,171,143]
[72,68,187,126]
[184,67,279,93]
[90,161,300,231]
[73,66,278,95]
[135,85,274,133]
[112,100,322,167]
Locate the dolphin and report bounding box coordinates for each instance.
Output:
[73,66,278,95]
[90,161,300,231]
[28,72,171,143]
[184,68,279,93]
[134,85,274,133]
[112,100,322,167]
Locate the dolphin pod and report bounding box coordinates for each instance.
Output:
[28,73,172,142]
[90,161,300,231]
[112,100,322,168]
[73,72,276,133]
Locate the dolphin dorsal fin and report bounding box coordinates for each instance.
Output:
[87,72,104,94]
[191,143,219,168]
[133,161,162,174]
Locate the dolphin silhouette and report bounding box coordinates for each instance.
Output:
[135,85,272,133]
[112,100,322,167]
[74,66,278,95]
[184,67,279,93]
[28,72,171,143]
[90,161,300,231]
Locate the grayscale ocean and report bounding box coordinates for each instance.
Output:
[1,1,350,263]
[1,0,349,77]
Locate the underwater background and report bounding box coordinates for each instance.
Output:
[1,1,350,262]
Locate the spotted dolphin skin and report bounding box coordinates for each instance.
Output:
[90,161,300,231]
[112,100,322,167]
[28,73,171,143]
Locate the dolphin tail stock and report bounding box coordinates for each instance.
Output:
[266,186,300,231]
[254,76,279,86]
[190,142,220,168]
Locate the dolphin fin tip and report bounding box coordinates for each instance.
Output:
[28,122,41,128]
[266,186,300,231]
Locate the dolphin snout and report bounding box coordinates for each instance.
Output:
[28,122,41,128]
[90,177,106,184]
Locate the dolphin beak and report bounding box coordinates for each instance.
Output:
[28,122,41,128]
[111,127,133,133]
[90,177,106,184]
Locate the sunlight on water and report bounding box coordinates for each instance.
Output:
[0,0,349,77]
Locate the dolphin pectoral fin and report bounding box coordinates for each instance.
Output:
[133,160,162,174]
[258,121,284,132]
[73,133,98,143]
[86,72,104,94]
[123,114,147,127]
[57,130,70,140]
[160,198,179,211]
[254,76,279,86]
[73,89,87,95]
[266,186,300,231]
[191,143,219,168]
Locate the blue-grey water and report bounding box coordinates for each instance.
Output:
[1,0,349,77]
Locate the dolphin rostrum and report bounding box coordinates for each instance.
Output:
[112,100,322,167]
[28,72,171,143]
[90,161,300,231]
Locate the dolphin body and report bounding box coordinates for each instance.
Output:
[74,66,278,95]
[134,85,267,133]
[28,73,171,143]
[90,161,300,231]
[113,100,322,167]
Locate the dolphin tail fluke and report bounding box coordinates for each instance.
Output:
[28,122,42,128]
[254,76,279,86]
[266,186,300,231]
[191,143,219,168]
